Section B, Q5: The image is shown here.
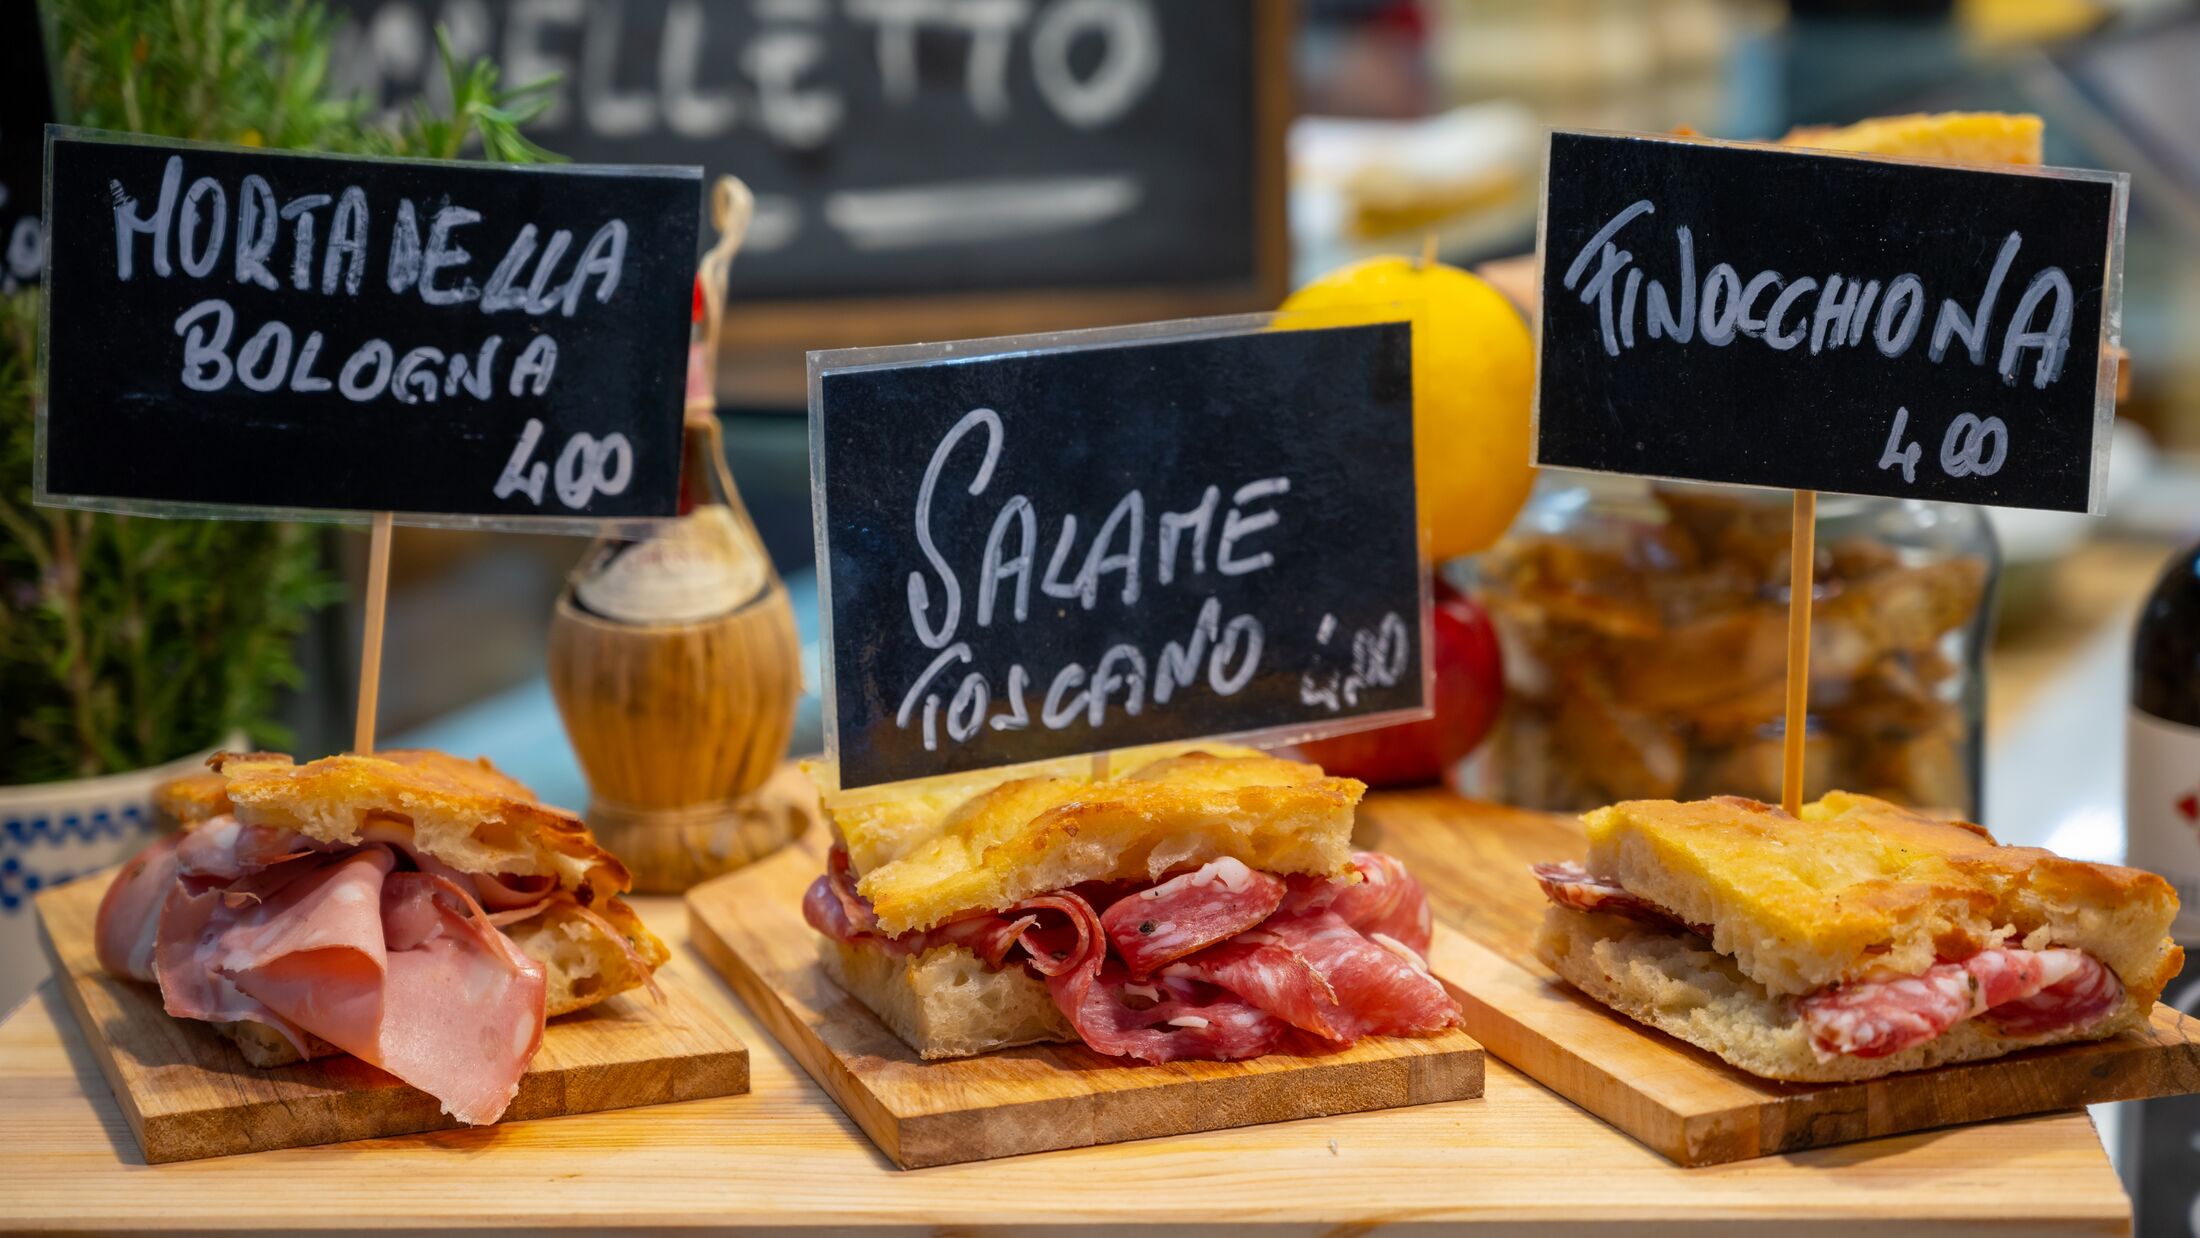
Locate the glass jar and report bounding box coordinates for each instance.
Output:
[1461,474,1998,815]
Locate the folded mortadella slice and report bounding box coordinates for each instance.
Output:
[152,845,547,1124]
[94,834,182,983]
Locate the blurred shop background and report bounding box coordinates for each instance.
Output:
[306,0,2200,759]
[7,0,2200,1218]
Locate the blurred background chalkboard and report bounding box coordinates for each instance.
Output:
[328,0,1293,405]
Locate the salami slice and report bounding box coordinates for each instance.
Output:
[924,912,1043,969]
[1048,958,1289,1063]
[802,849,895,949]
[803,847,1105,976]
[1162,930,1350,1040]
[1263,911,1462,1039]
[1164,911,1461,1043]
[1530,861,1708,937]
[1284,853,1436,956]
[1100,857,1286,979]
[1983,949,2123,1037]
[808,845,1461,1062]
[1798,947,2116,1059]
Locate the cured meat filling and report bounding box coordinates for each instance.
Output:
[96,816,554,1124]
[1530,862,2125,1059]
[807,850,1462,1064]
[1796,948,2121,1059]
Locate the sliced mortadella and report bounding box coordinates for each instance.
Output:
[211,849,397,1052]
[470,871,558,911]
[363,873,547,1125]
[95,834,183,982]
[192,848,546,1124]
[174,815,321,881]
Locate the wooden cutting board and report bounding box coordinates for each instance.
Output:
[1359,789,2200,1166]
[686,830,1485,1168]
[36,869,750,1163]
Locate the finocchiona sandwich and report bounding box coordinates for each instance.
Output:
[1531,791,2182,1082]
[803,744,1463,1062]
[95,750,668,1124]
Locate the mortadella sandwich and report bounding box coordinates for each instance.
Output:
[96,750,667,1124]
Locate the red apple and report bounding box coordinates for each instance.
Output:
[1298,582,1504,788]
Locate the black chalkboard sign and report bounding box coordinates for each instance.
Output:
[326,0,1291,403]
[37,130,700,528]
[1535,130,2126,514]
[813,319,1423,790]
[0,2,55,292]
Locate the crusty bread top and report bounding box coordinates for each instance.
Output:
[199,750,632,901]
[154,771,234,826]
[1584,791,2180,1001]
[823,746,1363,935]
[808,740,1273,874]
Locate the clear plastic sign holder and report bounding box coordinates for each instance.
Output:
[805,303,1435,800]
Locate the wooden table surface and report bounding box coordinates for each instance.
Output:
[0,796,2137,1235]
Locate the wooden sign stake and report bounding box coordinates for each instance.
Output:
[352,511,394,755]
[1780,490,1816,815]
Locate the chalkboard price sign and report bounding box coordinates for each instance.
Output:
[812,318,1424,791]
[37,129,700,528]
[1534,130,2127,514]
[0,2,54,293]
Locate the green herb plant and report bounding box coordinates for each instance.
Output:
[1,0,559,783]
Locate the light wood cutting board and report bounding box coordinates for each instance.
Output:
[686,829,1485,1168]
[36,869,750,1162]
[1359,789,2200,1166]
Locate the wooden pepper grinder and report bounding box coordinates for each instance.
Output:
[547,176,808,892]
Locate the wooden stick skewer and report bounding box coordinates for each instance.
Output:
[1780,490,1816,816]
[353,511,394,755]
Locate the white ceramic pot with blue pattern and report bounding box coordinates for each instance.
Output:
[0,734,241,1013]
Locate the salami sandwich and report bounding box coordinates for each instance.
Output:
[95,750,668,1124]
[803,745,1463,1062]
[1532,791,2182,1081]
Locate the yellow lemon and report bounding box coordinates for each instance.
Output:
[1280,255,1536,562]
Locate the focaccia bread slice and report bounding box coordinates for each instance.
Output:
[813,740,1284,874]
[824,746,1364,935]
[1536,792,2182,1081]
[188,751,667,1027]
[1536,905,2159,1083]
[213,750,633,905]
[821,939,1075,1060]
[1580,792,2181,1003]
